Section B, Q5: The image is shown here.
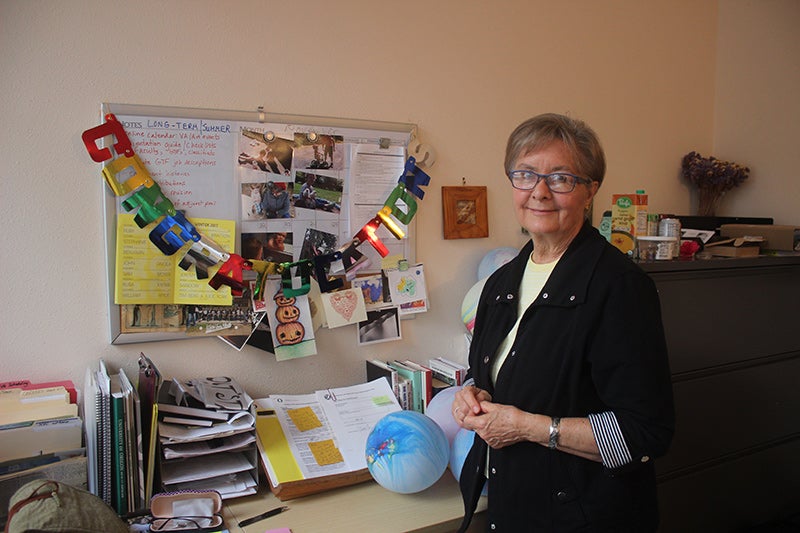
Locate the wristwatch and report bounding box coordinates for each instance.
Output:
[548,417,561,449]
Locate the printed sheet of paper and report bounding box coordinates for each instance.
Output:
[269,393,349,478]
[317,378,400,470]
[115,214,235,305]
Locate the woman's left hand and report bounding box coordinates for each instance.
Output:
[466,401,530,449]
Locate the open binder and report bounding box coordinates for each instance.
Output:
[254,379,400,500]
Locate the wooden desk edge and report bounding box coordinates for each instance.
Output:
[223,474,487,533]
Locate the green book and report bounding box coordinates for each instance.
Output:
[109,375,128,515]
[389,361,423,413]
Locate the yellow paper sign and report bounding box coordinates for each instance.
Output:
[308,439,344,466]
[287,406,323,432]
[115,214,235,305]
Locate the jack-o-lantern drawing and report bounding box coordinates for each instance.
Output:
[273,288,306,347]
[275,321,305,345]
[274,293,296,307]
[275,304,301,323]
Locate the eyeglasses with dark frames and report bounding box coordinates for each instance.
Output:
[507,170,592,193]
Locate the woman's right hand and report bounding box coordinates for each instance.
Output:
[452,385,492,427]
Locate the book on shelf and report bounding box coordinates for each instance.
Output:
[387,361,425,413]
[427,357,468,386]
[365,359,398,394]
[83,362,105,503]
[401,360,433,410]
[254,378,401,501]
[137,353,162,503]
[109,372,129,515]
[83,360,147,514]
[108,367,146,515]
[156,375,258,500]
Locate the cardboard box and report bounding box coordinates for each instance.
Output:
[610,192,648,254]
[720,224,800,251]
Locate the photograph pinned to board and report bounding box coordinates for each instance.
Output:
[385,264,428,315]
[292,134,344,171]
[320,287,368,329]
[357,307,401,346]
[237,126,293,177]
[263,278,317,360]
[187,271,260,337]
[293,171,343,214]
[219,315,273,352]
[299,227,339,260]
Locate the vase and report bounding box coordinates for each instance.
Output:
[697,188,723,217]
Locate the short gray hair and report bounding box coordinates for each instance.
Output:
[504,113,606,185]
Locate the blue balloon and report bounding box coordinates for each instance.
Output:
[450,427,488,495]
[366,410,450,494]
[478,247,518,280]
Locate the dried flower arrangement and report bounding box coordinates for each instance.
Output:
[681,151,750,217]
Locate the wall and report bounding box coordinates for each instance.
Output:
[713,0,800,223]
[0,0,790,398]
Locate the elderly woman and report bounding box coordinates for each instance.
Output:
[453,113,675,532]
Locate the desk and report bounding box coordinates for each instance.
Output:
[222,475,487,533]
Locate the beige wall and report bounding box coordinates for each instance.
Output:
[713,0,800,223]
[0,1,793,397]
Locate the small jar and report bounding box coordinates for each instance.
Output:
[636,236,678,261]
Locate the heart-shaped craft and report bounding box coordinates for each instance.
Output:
[330,290,357,321]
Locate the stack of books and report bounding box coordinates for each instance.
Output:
[365,357,467,413]
[1,379,86,526]
[426,357,468,387]
[156,376,258,499]
[84,360,146,516]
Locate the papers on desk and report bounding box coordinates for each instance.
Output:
[157,376,258,499]
[254,378,401,500]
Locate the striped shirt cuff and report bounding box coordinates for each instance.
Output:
[588,411,632,469]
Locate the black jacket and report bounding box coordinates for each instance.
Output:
[459,223,675,532]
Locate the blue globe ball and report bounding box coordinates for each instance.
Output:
[365,410,450,494]
[450,428,488,496]
[478,247,518,280]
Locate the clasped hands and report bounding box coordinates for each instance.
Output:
[452,385,526,449]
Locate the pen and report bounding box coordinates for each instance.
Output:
[238,505,289,528]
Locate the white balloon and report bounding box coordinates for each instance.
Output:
[424,385,463,446]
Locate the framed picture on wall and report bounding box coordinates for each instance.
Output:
[442,186,489,239]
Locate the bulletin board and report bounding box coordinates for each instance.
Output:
[98,103,417,344]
